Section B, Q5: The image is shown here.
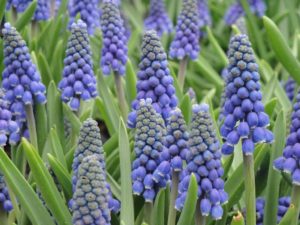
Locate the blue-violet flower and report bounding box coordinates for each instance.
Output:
[0,172,13,212]
[284,77,297,102]
[33,0,50,21]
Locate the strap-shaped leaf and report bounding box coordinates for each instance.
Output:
[15,1,37,31]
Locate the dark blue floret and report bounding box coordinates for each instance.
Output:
[72,118,120,213]
[33,0,50,21]
[128,30,177,128]
[58,20,97,112]
[176,104,228,220]
[284,77,297,102]
[2,23,46,143]
[100,0,128,76]
[131,99,170,202]
[144,0,173,37]
[6,0,31,13]
[220,35,273,155]
[72,155,111,225]
[0,172,13,212]
[169,0,200,60]
[224,0,266,25]
[274,91,300,186]
[68,0,100,35]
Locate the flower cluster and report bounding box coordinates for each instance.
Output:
[144,0,173,37]
[224,0,266,25]
[0,172,13,212]
[33,0,50,21]
[72,155,111,225]
[58,20,97,112]
[220,35,273,155]
[131,99,170,202]
[255,197,292,225]
[68,0,100,35]
[197,0,211,28]
[284,77,297,102]
[72,118,120,213]
[0,89,19,146]
[100,0,128,76]
[176,104,228,220]
[274,91,300,185]
[128,30,177,128]
[2,23,46,142]
[169,0,200,60]
[6,0,31,13]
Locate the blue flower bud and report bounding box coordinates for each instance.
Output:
[284,77,297,101]
[0,173,13,212]
[6,0,31,12]
[200,198,211,216]
[33,0,50,21]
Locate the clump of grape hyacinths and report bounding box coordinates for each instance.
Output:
[131,99,170,202]
[58,20,97,112]
[100,0,128,76]
[144,0,173,37]
[284,77,297,102]
[197,0,211,28]
[128,30,177,128]
[33,0,50,21]
[0,172,13,212]
[71,118,120,213]
[6,0,31,12]
[220,34,273,155]
[176,104,228,220]
[0,89,19,146]
[68,0,100,35]
[224,0,266,25]
[169,0,200,60]
[72,155,111,225]
[255,197,292,225]
[2,23,46,142]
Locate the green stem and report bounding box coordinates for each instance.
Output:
[243,154,256,225]
[144,202,153,225]
[291,185,300,224]
[31,20,38,40]
[167,171,179,225]
[50,0,56,17]
[12,7,18,24]
[25,104,38,151]
[195,199,206,225]
[0,207,8,225]
[178,58,188,92]
[114,72,128,120]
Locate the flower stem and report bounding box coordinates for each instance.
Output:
[178,58,188,92]
[12,7,18,24]
[50,0,56,17]
[144,202,153,225]
[114,72,128,120]
[167,171,179,225]
[195,199,206,225]
[243,154,256,225]
[290,185,300,224]
[31,20,38,40]
[25,104,38,151]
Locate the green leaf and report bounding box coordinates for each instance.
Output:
[35,104,48,153]
[151,189,165,225]
[264,111,286,225]
[37,52,53,87]
[264,98,278,117]
[22,139,72,225]
[106,172,121,201]
[126,59,137,105]
[63,103,81,135]
[179,94,192,124]
[263,16,300,84]
[230,212,245,225]
[94,98,115,135]
[47,128,67,168]
[15,1,37,31]
[277,204,296,225]
[51,40,65,84]
[118,119,135,225]
[0,149,55,225]
[47,154,72,200]
[0,0,7,23]
[56,0,68,17]
[177,174,198,225]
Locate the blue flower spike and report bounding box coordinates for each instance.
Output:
[176,103,228,220]
[0,173,13,212]
[58,20,97,112]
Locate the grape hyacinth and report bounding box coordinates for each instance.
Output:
[284,77,297,102]
[255,197,293,225]
[6,0,31,13]
[176,104,228,220]
[0,89,19,146]
[220,35,273,155]
[197,0,212,28]
[144,0,173,37]
[128,30,177,128]
[224,0,266,25]
[68,0,100,35]
[0,172,13,212]
[72,155,111,225]
[100,0,128,76]
[169,0,200,60]
[131,99,170,202]
[2,23,46,143]
[71,118,120,213]
[33,0,50,21]
[58,20,97,112]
